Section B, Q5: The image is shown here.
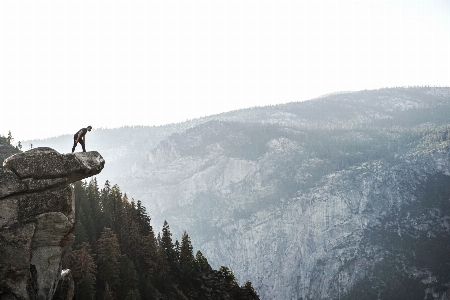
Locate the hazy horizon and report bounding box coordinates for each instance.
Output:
[16,88,365,142]
[14,86,450,145]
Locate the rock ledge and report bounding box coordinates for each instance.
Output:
[0,147,104,300]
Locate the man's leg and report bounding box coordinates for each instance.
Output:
[80,140,86,152]
[72,139,77,153]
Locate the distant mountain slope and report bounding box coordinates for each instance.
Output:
[115,87,450,299]
[26,87,450,299]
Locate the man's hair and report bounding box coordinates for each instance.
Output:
[87,126,92,129]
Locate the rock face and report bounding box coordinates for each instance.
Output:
[113,87,450,299]
[0,148,104,300]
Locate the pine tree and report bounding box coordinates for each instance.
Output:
[219,266,237,285]
[136,199,152,236]
[111,184,123,231]
[242,281,260,299]
[87,178,103,240]
[140,232,158,277]
[102,283,114,300]
[6,130,13,145]
[160,220,177,270]
[96,227,121,292]
[174,239,181,265]
[124,289,141,300]
[179,231,194,275]
[118,255,139,300]
[194,250,212,273]
[99,181,113,229]
[114,190,127,247]
[72,221,89,248]
[73,181,95,244]
[124,216,142,263]
[155,233,171,289]
[69,242,97,300]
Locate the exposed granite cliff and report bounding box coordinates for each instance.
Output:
[0,147,104,300]
[114,88,450,299]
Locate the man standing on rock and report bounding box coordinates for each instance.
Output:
[72,126,92,153]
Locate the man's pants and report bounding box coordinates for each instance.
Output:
[72,139,86,152]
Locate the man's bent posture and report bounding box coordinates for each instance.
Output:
[72,126,92,153]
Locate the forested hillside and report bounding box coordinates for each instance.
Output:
[65,179,259,300]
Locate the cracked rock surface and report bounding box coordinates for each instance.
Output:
[0,147,104,300]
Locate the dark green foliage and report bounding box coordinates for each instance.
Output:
[6,131,13,145]
[195,251,212,273]
[124,289,141,300]
[118,255,139,300]
[219,266,237,284]
[0,133,21,164]
[73,182,93,247]
[180,231,195,275]
[96,228,121,291]
[0,135,7,145]
[72,221,88,248]
[69,242,97,300]
[87,179,104,241]
[160,220,179,274]
[69,179,259,300]
[242,281,260,299]
[135,199,152,236]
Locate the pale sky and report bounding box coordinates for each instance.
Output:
[0,0,449,142]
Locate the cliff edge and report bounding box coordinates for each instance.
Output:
[0,147,105,300]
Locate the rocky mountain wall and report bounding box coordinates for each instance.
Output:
[0,148,104,300]
[114,87,450,299]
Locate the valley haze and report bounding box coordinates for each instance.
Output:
[24,87,450,299]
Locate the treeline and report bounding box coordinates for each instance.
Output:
[0,131,21,164]
[0,130,23,149]
[64,179,259,300]
[216,121,436,168]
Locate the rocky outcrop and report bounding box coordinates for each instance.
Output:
[0,148,104,300]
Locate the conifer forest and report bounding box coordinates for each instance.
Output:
[65,179,259,300]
